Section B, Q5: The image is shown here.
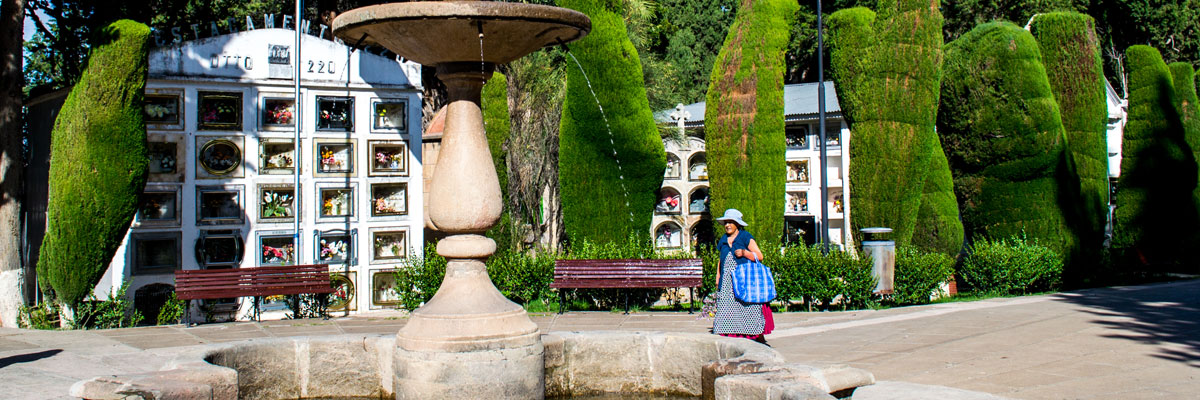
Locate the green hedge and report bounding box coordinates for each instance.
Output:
[828,1,961,254]
[1113,46,1200,266]
[1169,62,1200,221]
[38,20,151,308]
[1030,12,1110,250]
[767,244,875,311]
[704,0,798,244]
[559,0,666,244]
[892,247,955,305]
[938,22,1077,257]
[959,235,1064,295]
[395,245,447,310]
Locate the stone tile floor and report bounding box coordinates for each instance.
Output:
[1,279,1198,399]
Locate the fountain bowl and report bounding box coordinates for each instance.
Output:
[332,1,591,66]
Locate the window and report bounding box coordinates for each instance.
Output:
[131,232,181,275]
[258,231,296,266]
[371,269,401,308]
[197,91,243,130]
[372,99,407,131]
[196,185,243,225]
[195,229,244,267]
[328,272,356,312]
[368,140,408,176]
[664,153,681,179]
[258,184,297,223]
[261,97,296,128]
[370,228,408,264]
[688,153,707,181]
[787,159,810,184]
[315,229,355,265]
[786,124,809,149]
[314,139,355,176]
[135,188,180,227]
[316,96,354,131]
[318,186,356,220]
[688,187,709,214]
[259,138,296,175]
[654,222,683,249]
[370,183,407,217]
[786,191,809,215]
[196,137,244,178]
[144,94,181,127]
[147,141,178,175]
[655,187,681,214]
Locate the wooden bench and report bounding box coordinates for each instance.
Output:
[174,264,335,324]
[550,258,704,314]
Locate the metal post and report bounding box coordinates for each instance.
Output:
[817,0,830,254]
[293,0,304,264]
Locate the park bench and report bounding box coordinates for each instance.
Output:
[174,264,335,325]
[550,258,704,314]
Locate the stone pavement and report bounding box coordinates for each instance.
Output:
[1,279,1198,399]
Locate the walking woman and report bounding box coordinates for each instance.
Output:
[712,209,774,345]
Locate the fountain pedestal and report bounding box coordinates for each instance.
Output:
[333,3,589,399]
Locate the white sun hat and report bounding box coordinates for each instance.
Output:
[715,209,748,227]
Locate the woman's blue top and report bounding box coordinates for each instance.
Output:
[717,229,755,266]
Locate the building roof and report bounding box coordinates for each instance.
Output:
[655,81,841,127]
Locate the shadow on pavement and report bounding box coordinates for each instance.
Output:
[1056,281,1200,368]
[0,349,62,368]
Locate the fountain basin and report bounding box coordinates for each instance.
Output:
[332,2,590,66]
[69,332,874,400]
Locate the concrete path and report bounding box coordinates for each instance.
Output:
[1,279,1198,399]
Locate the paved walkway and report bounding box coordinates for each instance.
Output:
[2,279,1198,399]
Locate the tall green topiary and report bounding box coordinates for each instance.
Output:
[1113,46,1199,266]
[827,0,962,255]
[1030,12,1109,251]
[938,22,1077,257]
[703,0,797,244]
[559,0,666,244]
[38,20,151,308]
[1169,62,1200,218]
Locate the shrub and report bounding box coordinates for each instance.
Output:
[1169,62,1200,239]
[156,292,186,325]
[18,303,60,330]
[1030,12,1110,250]
[892,247,955,305]
[703,0,797,243]
[769,244,874,311]
[559,0,666,244]
[394,244,447,310]
[827,1,962,254]
[959,235,1064,295]
[1113,46,1200,267]
[487,249,556,305]
[69,282,143,329]
[483,72,516,251]
[37,20,152,309]
[938,22,1078,258]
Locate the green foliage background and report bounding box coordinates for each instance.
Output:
[1169,62,1200,221]
[559,0,666,244]
[483,71,515,250]
[828,0,962,255]
[1030,12,1110,251]
[37,20,151,307]
[1114,45,1200,266]
[704,0,798,244]
[938,22,1078,257]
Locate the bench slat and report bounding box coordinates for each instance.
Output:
[174,264,335,300]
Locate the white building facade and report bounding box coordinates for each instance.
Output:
[95,28,424,320]
[653,82,853,250]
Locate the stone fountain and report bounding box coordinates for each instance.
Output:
[330,2,589,398]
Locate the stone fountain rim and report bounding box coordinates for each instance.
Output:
[331,1,592,42]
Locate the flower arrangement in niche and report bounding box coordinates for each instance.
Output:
[373,232,405,259]
[266,152,293,169]
[372,185,406,216]
[145,104,171,119]
[322,189,352,216]
[318,145,351,172]
[264,100,294,126]
[261,190,293,218]
[262,243,295,264]
[375,149,404,170]
[198,93,240,129]
[374,102,405,129]
[319,238,349,262]
[317,97,353,131]
[199,140,240,174]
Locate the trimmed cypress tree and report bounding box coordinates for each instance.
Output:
[1114,46,1200,266]
[559,0,666,244]
[38,20,151,308]
[1030,12,1109,251]
[704,0,798,244]
[483,71,513,250]
[828,0,962,255]
[1169,62,1200,218]
[938,22,1077,256]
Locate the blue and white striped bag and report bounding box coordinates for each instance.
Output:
[733,258,776,304]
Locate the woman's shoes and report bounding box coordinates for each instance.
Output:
[753,335,770,347]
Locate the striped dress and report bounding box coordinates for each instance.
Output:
[713,232,765,335]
